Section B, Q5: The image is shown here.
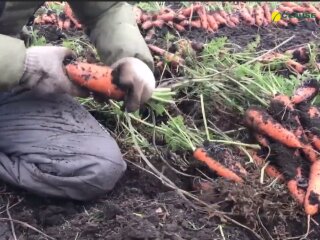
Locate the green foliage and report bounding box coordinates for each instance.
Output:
[30,30,47,46]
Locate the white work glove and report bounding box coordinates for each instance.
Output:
[94,57,156,113]
[18,46,89,97]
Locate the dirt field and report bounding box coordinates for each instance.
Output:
[1,2,320,240]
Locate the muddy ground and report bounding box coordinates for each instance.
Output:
[1,16,320,240]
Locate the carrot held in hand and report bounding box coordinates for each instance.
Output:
[305,160,320,215]
[65,62,125,101]
[244,107,303,148]
[193,148,244,183]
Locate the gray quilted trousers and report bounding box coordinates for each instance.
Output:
[0,89,126,201]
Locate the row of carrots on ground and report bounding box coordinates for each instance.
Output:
[34,2,320,32]
[33,2,82,30]
[194,79,320,216]
[135,2,320,34]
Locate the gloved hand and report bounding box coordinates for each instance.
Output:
[106,57,156,113]
[18,46,89,97]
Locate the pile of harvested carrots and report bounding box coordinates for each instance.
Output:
[34,2,320,34]
[135,2,320,35]
[243,80,320,216]
[33,2,82,30]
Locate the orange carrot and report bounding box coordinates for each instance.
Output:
[180,4,202,17]
[291,80,319,104]
[301,143,318,163]
[190,19,202,28]
[291,6,306,13]
[63,3,82,29]
[244,107,302,148]
[140,13,150,22]
[239,7,255,25]
[249,150,264,166]
[196,6,208,30]
[173,23,186,32]
[157,12,175,21]
[175,14,186,21]
[287,179,306,205]
[65,62,125,100]
[277,5,294,14]
[276,19,288,27]
[207,14,219,31]
[253,133,270,147]
[229,15,240,25]
[58,18,64,29]
[305,160,320,215]
[281,2,300,8]
[289,18,299,25]
[262,3,272,24]
[193,148,244,183]
[212,12,227,26]
[226,16,237,28]
[254,5,265,26]
[179,20,190,27]
[285,59,306,74]
[308,133,320,151]
[152,19,165,28]
[265,165,285,180]
[63,18,71,29]
[148,44,185,65]
[141,20,153,30]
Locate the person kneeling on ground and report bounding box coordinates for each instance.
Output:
[0,1,155,200]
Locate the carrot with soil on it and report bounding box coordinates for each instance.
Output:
[193,148,244,183]
[141,20,154,30]
[244,107,303,148]
[287,166,307,205]
[65,62,125,101]
[207,14,219,31]
[212,11,227,26]
[173,23,186,32]
[291,79,319,105]
[277,5,294,14]
[253,133,270,147]
[239,7,255,25]
[254,5,265,26]
[196,6,208,30]
[285,59,306,74]
[304,160,320,215]
[190,19,202,28]
[148,44,185,65]
[63,18,71,30]
[262,3,272,24]
[276,19,288,27]
[265,164,285,181]
[180,4,202,17]
[152,19,165,28]
[157,12,175,21]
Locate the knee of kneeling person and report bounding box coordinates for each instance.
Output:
[78,155,127,201]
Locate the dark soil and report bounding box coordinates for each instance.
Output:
[1,11,320,240]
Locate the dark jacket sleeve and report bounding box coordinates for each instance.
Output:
[68,2,154,71]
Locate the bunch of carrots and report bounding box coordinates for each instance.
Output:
[135,2,320,36]
[33,3,82,30]
[243,80,320,216]
[260,46,310,75]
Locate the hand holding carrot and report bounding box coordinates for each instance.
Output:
[17,46,89,97]
[110,57,156,112]
[65,57,156,113]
